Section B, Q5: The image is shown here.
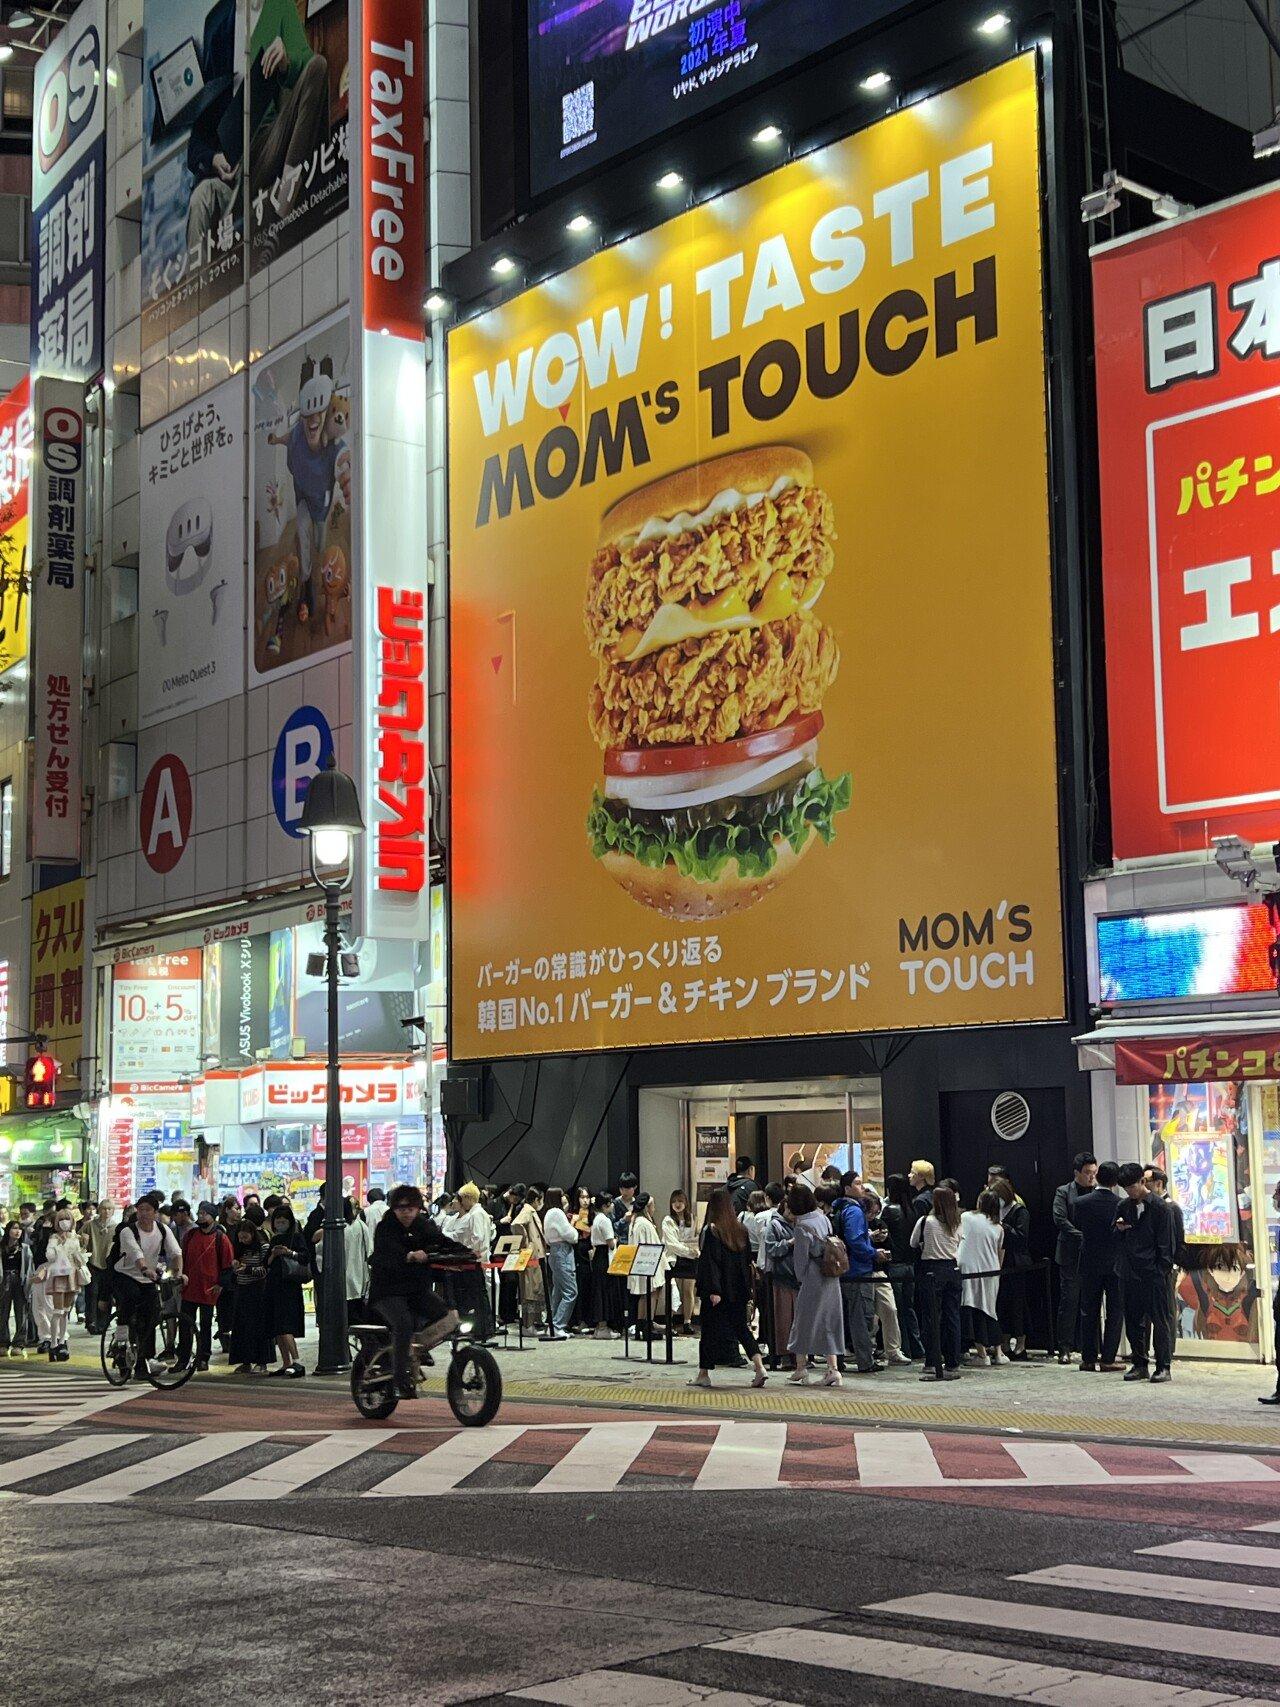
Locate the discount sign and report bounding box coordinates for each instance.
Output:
[110,951,202,1082]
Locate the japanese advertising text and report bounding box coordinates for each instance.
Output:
[447,56,1064,1060]
[29,878,85,1087]
[1093,183,1280,857]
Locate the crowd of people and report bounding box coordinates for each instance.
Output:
[0,1146,1215,1391]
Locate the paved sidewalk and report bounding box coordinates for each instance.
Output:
[38,1316,1280,1450]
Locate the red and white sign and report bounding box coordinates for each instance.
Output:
[110,952,202,1081]
[310,1123,371,1159]
[105,1117,134,1206]
[350,0,430,942]
[30,376,85,863]
[0,376,32,518]
[239,1060,411,1121]
[140,753,193,874]
[1094,184,1280,857]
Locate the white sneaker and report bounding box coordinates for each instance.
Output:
[787,1371,811,1385]
[821,1370,843,1387]
[145,1358,167,1376]
[889,1352,913,1366]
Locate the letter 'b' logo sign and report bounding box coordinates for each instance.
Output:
[140,753,192,874]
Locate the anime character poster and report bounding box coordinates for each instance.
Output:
[249,311,353,682]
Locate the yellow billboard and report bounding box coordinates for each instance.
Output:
[30,878,85,1087]
[448,55,1062,1060]
[0,509,28,676]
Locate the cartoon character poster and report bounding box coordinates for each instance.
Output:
[1167,1133,1238,1245]
[138,377,247,726]
[249,311,353,682]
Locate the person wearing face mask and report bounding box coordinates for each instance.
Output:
[0,1221,32,1354]
[180,1203,235,1371]
[27,1202,59,1352]
[35,1208,90,1360]
[264,1201,310,1377]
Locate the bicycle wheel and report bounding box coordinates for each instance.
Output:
[147,1335,197,1391]
[99,1314,132,1387]
[446,1344,502,1427]
[351,1347,398,1421]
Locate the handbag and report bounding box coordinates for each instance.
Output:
[277,1254,309,1284]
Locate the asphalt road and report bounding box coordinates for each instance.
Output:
[4,1373,1280,1705]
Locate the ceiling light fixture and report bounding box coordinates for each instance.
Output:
[860,70,891,92]
[978,11,1011,34]
[491,254,517,278]
[566,213,594,234]
[656,170,684,190]
[753,123,783,145]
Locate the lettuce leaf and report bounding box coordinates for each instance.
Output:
[587,766,852,885]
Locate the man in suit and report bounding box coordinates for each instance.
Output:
[1117,1162,1177,1383]
[1052,1150,1097,1363]
[1144,1165,1187,1348]
[1072,1161,1126,1371]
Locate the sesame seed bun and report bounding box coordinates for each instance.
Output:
[598,446,814,548]
[596,829,816,920]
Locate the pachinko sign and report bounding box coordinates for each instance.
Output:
[447,55,1064,1059]
[1094,182,1280,857]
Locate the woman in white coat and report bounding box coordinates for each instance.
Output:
[958,1188,1005,1365]
[37,1207,90,1361]
[627,1192,667,1342]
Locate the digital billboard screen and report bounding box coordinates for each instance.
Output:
[528,0,909,195]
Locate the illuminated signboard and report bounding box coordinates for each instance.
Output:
[1097,905,1276,1003]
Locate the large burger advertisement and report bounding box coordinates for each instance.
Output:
[448,54,1064,1060]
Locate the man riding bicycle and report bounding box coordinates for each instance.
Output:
[369,1184,469,1398]
[113,1197,184,1375]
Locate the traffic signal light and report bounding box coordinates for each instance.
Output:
[23,1053,57,1110]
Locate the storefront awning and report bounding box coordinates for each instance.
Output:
[1073,1014,1280,1085]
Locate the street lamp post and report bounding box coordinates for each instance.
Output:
[299,754,365,1377]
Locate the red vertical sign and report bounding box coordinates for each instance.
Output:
[1093,185,1280,857]
[359,0,426,340]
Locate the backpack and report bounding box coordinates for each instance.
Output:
[819,1208,850,1279]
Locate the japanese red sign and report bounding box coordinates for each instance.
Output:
[1094,185,1280,857]
[351,0,431,943]
[1116,1034,1280,1085]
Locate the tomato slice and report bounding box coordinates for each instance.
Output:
[604,712,823,777]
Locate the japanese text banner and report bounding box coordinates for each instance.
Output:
[1115,1035,1280,1086]
[447,56,1064,1061]
[1093,183,1280,857]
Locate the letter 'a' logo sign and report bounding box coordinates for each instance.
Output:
[140,753,192,874]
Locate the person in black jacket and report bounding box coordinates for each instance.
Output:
[693,1185,766,1388]
[1144,1166,1187,1350]
[990,1175,1032,1359]
[883,1174,926,1360]
[1072,1161,1126,1371]
[727,1158,757,1216]
[370,1184,467,1398]
[264,1202,310,1378]
[1117,1162,1176,1383]
[1052,1151,1096,1362]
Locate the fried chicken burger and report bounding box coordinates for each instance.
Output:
[585,445,851,919]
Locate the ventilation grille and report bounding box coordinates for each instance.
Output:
[990,1090,1031,1142]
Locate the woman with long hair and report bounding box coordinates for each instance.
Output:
[959,1188,1005,1365]
[264,1201,309,1377]
[588,1191,617,1337]
[661,1189,699,1334]
[910,1185,963,1381]
[692,1185,766,1388]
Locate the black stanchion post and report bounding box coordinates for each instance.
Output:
[646,1276,654,1363]
[665,1270,674,1365]
[928,1270,943,1379]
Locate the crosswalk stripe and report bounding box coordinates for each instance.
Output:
[49,1432,268,1502]
[1001,1441,1112,1483]
[512,1671,798,1705]
[533,1422,657,1494]
[1247,1520,1280,1533]
[865,1592,1280,1670]
[1016,1563,1280,1615]
[854,1430,943,1486]
[1142,1541,1280,1570]
[1171,1453,1280,1482]
[201,1432,393,1501]
[693,1422,787,1490]
[0,1433,146,1489]
[711,1626,1272,1706]
[363,1425,525,1496]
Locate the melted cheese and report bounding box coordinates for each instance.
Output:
[614,572,821,663]
[628,475,795,545]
